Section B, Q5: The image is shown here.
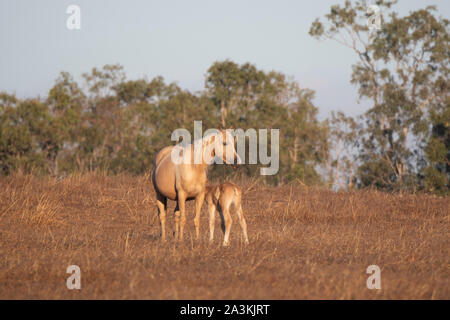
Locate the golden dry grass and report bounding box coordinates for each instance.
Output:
[0,173,448,299]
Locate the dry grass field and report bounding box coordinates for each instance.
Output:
[0,173,448,299]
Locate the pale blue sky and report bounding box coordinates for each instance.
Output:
[0,0,448,119]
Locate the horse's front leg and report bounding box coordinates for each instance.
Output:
[194,191,205,240]
[178,191,187,241]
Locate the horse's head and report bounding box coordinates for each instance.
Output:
[203,129,242,165]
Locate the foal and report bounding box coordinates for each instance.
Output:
[205,182,249,246]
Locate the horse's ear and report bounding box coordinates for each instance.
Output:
[202,134,215,147]
[217,123,222,130]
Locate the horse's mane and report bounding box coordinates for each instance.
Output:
[193,130,220,148]
[180,131,220,164]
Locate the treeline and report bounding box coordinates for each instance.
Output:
[0,1,448,194]
[0,62,329,185]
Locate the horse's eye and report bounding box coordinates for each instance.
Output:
[223,142,227,146]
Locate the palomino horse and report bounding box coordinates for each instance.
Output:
[152,129,241,241]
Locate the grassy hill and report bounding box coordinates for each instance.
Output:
[0,173,448,299]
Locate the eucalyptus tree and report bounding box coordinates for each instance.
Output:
[310,0,449,191]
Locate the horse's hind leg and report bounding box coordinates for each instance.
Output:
[156,192,167,242]
[174,203,180,240]
[194,192,205,240]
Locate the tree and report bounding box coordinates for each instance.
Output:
[423,98,449,194]
[47,72,86,174]
[0,95,53,174]
[310,0,449,192]
[328,111,358,190]
[206,60,244,127]
[206,61,329,184]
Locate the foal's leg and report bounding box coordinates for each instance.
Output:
[222,204,233,246]
[236,204,249,244]
[177,191,187,241]
[208,201,217,243]
[194,192,205,240]
[156,192,167,242]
